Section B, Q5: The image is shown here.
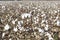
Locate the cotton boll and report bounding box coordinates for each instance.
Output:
[57,20,60,26]
[18,21,20,25]
[4,24,10,31]
[45,32,51,37]
[54,10,57,13]
[38,28,44,33]
[21,14,25,19]
[13,27,18,32]
[36,18,39,22]
[48,37,54,40]
[38,9,41,11]
[9,38,12,40]
[18,20,23,25]
[54,16,58,22]
[34,21,37,24]
[34,17,36,20]
[2,6,5,10]
[45,32,53,40]
[44,24,49,31]
[20,20,23,24]
[37,28,44,36]
[41,14,45,17]
[12,20,15,24]
[21,13,31,19]
[19,27,24,31]
[15,19,18,21]
[19,4,23,8]
[41,19,45,23]
[34,27,38,29]
[12,19,18,24]
[2,33,5,38]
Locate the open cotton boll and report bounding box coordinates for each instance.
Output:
[54,16,58,22]
[12,20,15,24]
[18,26,24,31]
[38,28,44,33]
[19,27,24,31]
[48,37,54,40]
[45,32,51,37]
[18,20,23,27]
[41,14,46,17]
[21,13,31,19]
[17,25,25,31]
[41,19,45,23]
[57,20,60,26]
[12,19,18,24]
[2,6,5,10]
[15,19,18,21]
[2,33,5,38]
[54,10,57,13]
[18,20,23,24]
[45,32,54,40]
[4,24,10,31]
[9,38,12,40]
[13,27,18,32]
[44,24,49,31]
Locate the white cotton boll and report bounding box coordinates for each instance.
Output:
[38,28,44,36]
[45,32,51,37]
[19,4,22,8]
[58,10,60,12]
[41,20,45,23]
[34,27,38,29]
[26,13,31,18]
[4,24,10,31]
[18,26,24,31]
[21,14,25,19]
[54,10,57,13]
[27,19,29,22]
[34,21,38,24]
[44,25,49,31]
[2,6,5,8]
[38,28,44,33]
[35,7,37,9]
[36,18,39,22]
[17,21,24,31]
[56,16,58,19]
[19,27,23,31]
[20,20,23,24]
[2,6,5,10]
[41,14,45,17]
[12,20,15,24]
[13,27,18,32]
[38,9,41,11]
[21,13,31,19]
[34,17,36,19]
[2,33,5,38]
[18,20,23,25]
[46,20,48,24]
[54,16,58,22]
[18,21,20,25]
[15,19,18,21]
[17,23,21,28]
[57,20,60,26]
[25,29,29,31]
[49,37,53,40]
[9,38,12,40]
